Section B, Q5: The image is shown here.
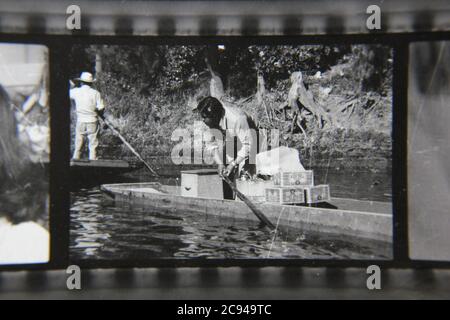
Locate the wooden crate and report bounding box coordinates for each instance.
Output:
[304,185,331,204]
[181,169,224,199]
[273,171,314,187]
[236,179,274,202]
[265,187,305,204]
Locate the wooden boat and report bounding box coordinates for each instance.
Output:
[70,159,139,188]
[100,182,393,244]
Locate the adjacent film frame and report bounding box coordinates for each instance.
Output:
[0,1,449,272]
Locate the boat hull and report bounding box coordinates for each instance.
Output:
[101,182,393,244]
[70,159,138,188]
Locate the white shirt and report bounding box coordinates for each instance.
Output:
[70,85,105,123]
[0,219,49,265]
[205,105,253,162]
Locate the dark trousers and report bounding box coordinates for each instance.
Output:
[223,167,238,200]
[221,126,262,199]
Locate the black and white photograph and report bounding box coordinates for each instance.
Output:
[0,43,50,265]
[68,43,393,262]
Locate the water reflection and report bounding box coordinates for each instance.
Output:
[70,183,391,260]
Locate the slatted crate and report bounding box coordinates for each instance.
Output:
[235,179,274,202]
[265,187,305,205]
[304,185,331,204]
[273,171,314,187]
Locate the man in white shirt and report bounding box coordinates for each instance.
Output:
[70,72,105,160]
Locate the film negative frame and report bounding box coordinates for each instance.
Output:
[0,1,450,272]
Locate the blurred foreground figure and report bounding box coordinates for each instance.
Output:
[0,85,49,265]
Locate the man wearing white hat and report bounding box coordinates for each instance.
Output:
[69,72,105,160]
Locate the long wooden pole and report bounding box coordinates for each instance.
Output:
[100,117,160,177]
[221,175,276,231]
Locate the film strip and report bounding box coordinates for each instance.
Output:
[1,267,449,299]
[0,0,449,36]
[0,0,449,299]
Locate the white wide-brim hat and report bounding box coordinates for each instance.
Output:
[75,72,95,83]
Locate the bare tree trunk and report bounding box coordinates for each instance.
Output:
[95,53,102,74]
[256,71,273,125]
[288,71,333,129]
[290,111,298,135]
[205,56,225,101]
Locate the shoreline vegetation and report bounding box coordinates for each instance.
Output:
[70,44,392,173]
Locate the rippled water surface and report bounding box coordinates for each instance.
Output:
[70,168,392,260]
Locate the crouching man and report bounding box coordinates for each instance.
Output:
[70,72,105,161]
[193,96,257,199]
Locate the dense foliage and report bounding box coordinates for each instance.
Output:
[70,44,392,171]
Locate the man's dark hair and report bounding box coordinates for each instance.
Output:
[197,96,224,121]
[0,85,48,226]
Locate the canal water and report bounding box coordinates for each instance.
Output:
[70,168,392,261]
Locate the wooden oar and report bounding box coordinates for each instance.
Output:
[221,175,276,231]
[99,117,160,177]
